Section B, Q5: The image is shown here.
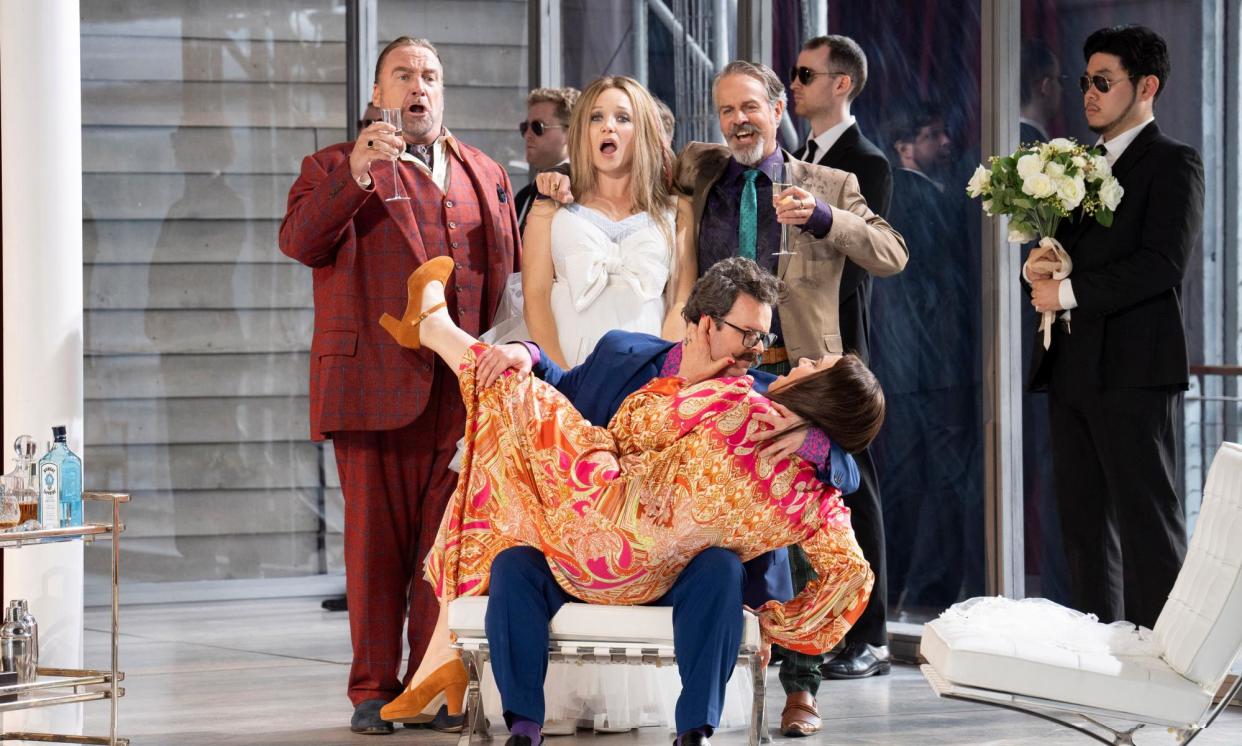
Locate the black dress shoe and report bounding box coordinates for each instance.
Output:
[505,735,543,746]
[820,641,891,679]
[402,704,465,733]
[676,731,710,746]
[351,699,394,735]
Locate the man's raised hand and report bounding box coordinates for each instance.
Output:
[349,121,405,186]
[474,342,533,388]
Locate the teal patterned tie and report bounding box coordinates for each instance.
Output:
[738,169,760,259]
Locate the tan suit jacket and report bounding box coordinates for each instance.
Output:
[674,143,908,361]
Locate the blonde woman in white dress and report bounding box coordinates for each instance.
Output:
[522,76,695,368]
[514,77,759,734]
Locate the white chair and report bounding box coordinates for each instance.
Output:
[919,441,1242,745]
[448,597,768,746]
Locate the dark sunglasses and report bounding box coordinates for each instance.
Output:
[789,66,848,86]
[715,317,777,350]
[1079,73,1137,94]
[519,120,566,137]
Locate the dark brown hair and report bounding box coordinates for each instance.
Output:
[682,257,783,325]
[767,354,885,454]
[802,35,869,102]
[527,87,581,126]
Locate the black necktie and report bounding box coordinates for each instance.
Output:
[407,143,434,171]
[801,139,819,164]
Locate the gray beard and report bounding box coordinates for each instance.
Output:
[728,135,768,166]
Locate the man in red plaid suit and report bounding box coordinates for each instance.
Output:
[279,36,520,735]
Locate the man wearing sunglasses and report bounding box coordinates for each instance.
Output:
[514,87,579,233]
[783,32,894,729]
[1024,25,1204,631]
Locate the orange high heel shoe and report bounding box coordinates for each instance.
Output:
[379,256,456,349]
[379,658,468,724]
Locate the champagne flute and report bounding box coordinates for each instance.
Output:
[381,107,409,202]
[764,160,797,256]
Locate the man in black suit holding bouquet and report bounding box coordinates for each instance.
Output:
[1025,25,1204,629]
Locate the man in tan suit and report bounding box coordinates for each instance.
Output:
[672,60,905,737]
[674,60,905,365]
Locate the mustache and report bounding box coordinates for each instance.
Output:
[728,123,760,138]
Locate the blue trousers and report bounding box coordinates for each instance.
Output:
[486,546,745,734]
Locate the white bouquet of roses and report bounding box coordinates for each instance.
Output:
[966,137,1124,348]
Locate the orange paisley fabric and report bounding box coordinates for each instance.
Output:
[426,344,873,654]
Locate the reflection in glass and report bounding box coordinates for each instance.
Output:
[829,1,986,623]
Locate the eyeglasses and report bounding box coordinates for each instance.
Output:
[715,317,777,350]
[519,120,566,137]
[1078,73,1137,94]
[789,66,848,86]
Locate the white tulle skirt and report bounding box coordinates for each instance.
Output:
[934,596,1161,657]
[474,660,754,733]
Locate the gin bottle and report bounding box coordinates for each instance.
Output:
[37,426,82,529]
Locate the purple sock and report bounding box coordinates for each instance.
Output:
[675,727,709,746]
[510,718,542,743]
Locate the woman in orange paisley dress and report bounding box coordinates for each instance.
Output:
[382,256,880,725]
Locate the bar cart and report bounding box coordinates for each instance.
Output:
[1,491,128,745]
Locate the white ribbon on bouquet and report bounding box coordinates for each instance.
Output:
[1023,236,1073,350]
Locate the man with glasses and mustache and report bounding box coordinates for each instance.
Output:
[1024,25,1204,631]
[514,87,579,233]
[470,257,862,746]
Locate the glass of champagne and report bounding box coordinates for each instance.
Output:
[764,160,797,256]
[381,107,409,202]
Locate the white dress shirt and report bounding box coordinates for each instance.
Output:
[1055,117,1156,311]
[803,115,857,165]
[398,129,457,193]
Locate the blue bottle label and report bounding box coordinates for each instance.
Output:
[39,462,59,530]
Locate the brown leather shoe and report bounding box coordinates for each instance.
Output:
[780,691,821,737]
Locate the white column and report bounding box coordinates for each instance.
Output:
[1,0,85,736]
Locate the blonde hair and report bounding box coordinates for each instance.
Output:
[568,76,675,243]
[526,87,581,126]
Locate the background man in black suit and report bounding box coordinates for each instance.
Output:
[781,32,894,735]
[1017,39,1073,607]
[1020,39,1065,145]
[514,87,578,233]
[871,100,984,633]
[1026,25,1204,629]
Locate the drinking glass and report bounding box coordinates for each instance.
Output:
[381,107,409,202]
[764,160,797,256]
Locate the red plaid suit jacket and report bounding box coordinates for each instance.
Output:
[280,139,520,440]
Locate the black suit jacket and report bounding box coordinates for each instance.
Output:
[801,123,894,362]
[1028,122,1204,391]
[514,182,538,236]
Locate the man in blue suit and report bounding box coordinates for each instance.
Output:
[473,258,859,746]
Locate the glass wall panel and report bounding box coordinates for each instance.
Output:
[824,3,988,624]
[1019,2,1236,600]
[80,0,532,594]
[559,0,735,150]
[81,0,348,589]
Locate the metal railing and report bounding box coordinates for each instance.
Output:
[1184,365,1242,531]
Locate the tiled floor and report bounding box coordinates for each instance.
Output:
[79,598,1242,745]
